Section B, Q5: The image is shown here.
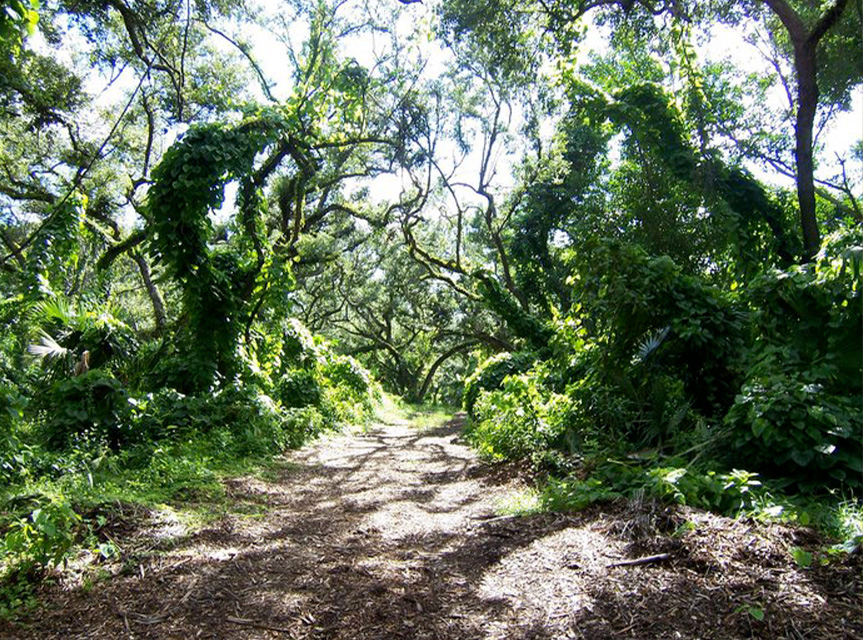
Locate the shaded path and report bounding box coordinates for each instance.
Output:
[4,415,861,639]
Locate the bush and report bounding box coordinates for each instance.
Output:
[542,461,765,516]
[280,319,319,371]
[566,240,746,416]
[320,353,379,425]
[726,229,863,485]
[2,497,81,571]
[0,377,32,484]
[463,351,537,418]
[280,406,328,449]
[469,232,861,510]
[41,370,135,451]
[471,371,572,463]
[727,349,862,483]
[277,369,323,409]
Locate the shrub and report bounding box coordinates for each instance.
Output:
[280,319,319,371]
[726,229,863,485]
[542,461,765,516]
[277,369,323,409]
[320,353,379,425]
[280,406,328,449]
[566,240,746,416]
[471,369,573,463]
[2,498,81,571]
[41,370,135,451]
[0,378,32,484]
[463,351,537,418]
[726,348,863,484]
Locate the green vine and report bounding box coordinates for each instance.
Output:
[599,83,798,267]
[146,115,282,390]
[25,192,86,300]
[473,270,554,352]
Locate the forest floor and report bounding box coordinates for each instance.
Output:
[1,412,861,639]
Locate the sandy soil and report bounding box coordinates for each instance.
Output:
[2,414,861,639]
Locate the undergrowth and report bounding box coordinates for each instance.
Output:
[0,425,311,620]
[0,318,382,619]
[492,453,863,555]
[470,230,862,555]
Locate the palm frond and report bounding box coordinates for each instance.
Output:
[29,297,75,327]
[27,332,70,362]
[635,326,671,364]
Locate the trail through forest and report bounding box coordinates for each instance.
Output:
[3,414,861,640]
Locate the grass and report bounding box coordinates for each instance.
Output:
[494,487,543,517]
[375,393,459,431]
[0,427,312,621]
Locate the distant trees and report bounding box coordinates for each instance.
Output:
[439,0,862,259]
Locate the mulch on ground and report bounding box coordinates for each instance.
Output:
[2,416,860,639]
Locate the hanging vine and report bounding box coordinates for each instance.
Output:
[146,114,285,390]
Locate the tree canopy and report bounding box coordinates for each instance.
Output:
[0,0,860,602]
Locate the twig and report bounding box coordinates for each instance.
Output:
[226,616,295,634]
[470,513,518,523]
[606,553,672,568]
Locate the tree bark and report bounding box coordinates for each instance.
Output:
[132,251,168,332]
[416,341,480,402]
[793,41,821,258]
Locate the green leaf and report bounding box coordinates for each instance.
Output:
[747,607,765,621]
[790,547,812,568]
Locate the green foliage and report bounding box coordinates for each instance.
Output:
[278,369,322,409]
[23,195,87,300]
[726,229,863,484]
[41,370,134,452]
[0,0,38,58]
[727,359,862,481]
[0,433,34,485]
[320,352,380,425]
[550,240,746,453]
[146,116,283,391]
[540,476,619,512]
[462,351,536,418]
[1,0,860,614]
[272,319,380,426]
[468,232,860,519]
[474,272,554,351]
[789,546,813,568]
[539,461,765,517]
[279,406,328,449]
[0,377,34,485]
[573,81,798,267]
[640,466,764,513]
[322,353,375,398]
[471,372,570,461]
[505,120,608,313]
[280,319,319,371]
[27,297,138,378]
[2,497,80,571]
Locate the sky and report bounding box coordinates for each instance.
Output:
[211,1,862,226]
[25,0,861,226]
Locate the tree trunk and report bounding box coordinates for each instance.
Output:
[759,0,852,260]
[132,251,168,332]
[416,341,479,403]
[793,41,821,259]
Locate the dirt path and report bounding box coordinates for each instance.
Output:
[3,415,861,639]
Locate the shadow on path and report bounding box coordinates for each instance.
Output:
[3,416,860,639]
